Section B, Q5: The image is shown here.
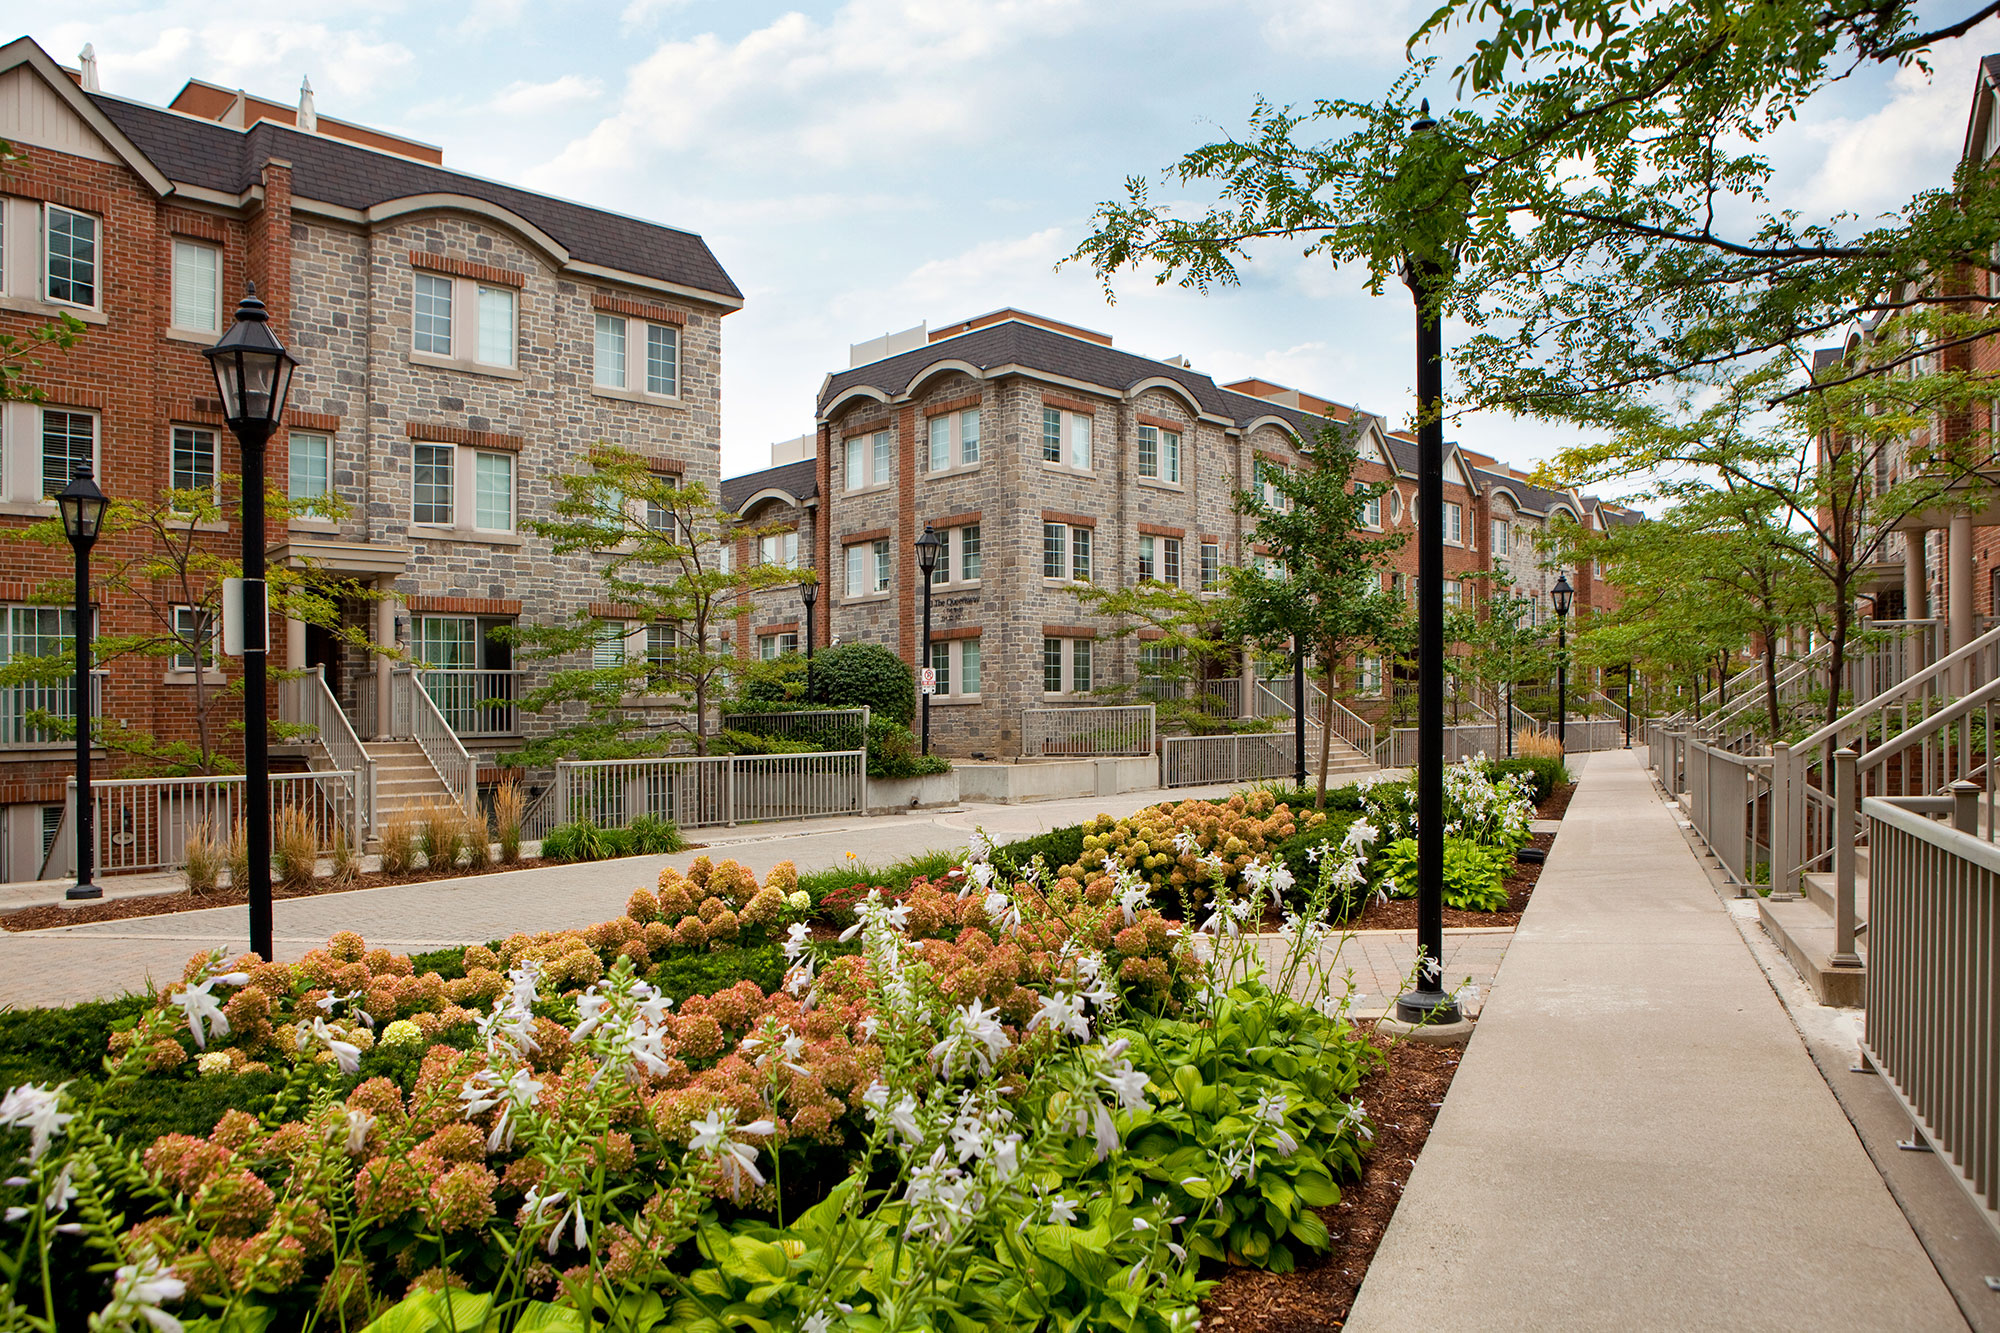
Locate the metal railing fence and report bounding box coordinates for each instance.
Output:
[280,666,378,835]
[1861,794,2000,1240]
[1161,729,1308,788]
[63,770,361,876]
[420,668,522,739]
[1373,723,1504,769]
[1681,738,1771,885]
[546,751,867,830]
[396,669,479,814]
[1020,705,1155,758]
[719,707,870,749]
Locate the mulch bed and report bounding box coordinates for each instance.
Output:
[1537,781,1576,821]
[1337,829,1553,931]
[1201,1025,1464,1331]
[0,847,706,933]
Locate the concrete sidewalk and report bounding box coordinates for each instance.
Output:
[1345,749,1965,1331]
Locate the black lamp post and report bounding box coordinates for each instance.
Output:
[801,581,817,670]
[203,284,297,963]
[57,464,108,902]
[914,524,945,755]
[1293,638,1307,787]
[1551,572,1574,753]
[1394,100,1465,1028]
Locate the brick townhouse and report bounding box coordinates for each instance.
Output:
[0,36,740,875]
[723,308,1626,758]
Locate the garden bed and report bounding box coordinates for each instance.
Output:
[1201,1025,1463,1331]
[1538,781,1577,821]
[0,846,711,932]
[1337,831,1553,931]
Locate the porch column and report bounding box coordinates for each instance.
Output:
[375,582,400,741]
[1239,649,1257,719]
[1903,528,1930,622]
[1950,511,1974,694]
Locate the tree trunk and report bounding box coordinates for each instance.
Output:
[1823,599,1853,734]
[1762,635,1782,740]
[1315,662,1334,807]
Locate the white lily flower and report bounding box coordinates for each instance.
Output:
[98,1252,185,1333]
[0,1084,72,1164]
[342,1109,374,1156]
[782,922,812,961]
[306,1019,362,1075]
[1047,1194,1079,1225]
[171,981,229,1052]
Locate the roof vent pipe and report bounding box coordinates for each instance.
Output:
[298,76,317,133]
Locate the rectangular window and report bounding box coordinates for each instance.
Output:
[961,639,981,695]
[414,273,454,356]
[41,410,94,498]
[1042,407,1063,463]
[1491,518,1509,554]
[44,205,97,307]
[289,431,330,502]
[1070,412,1091,470]
[930,640,950,694]
[476,286,515,367]
[171,605,214,672]
[1359,484,1381,529]
[645,623,676,686]
[170,426,217,500]
[1138,535,1156,581]
[1138,425,1158,479]
[845,435,866,491]
[1163,537,1181,586]
[960,408,980,465]
[416,615,477,669]
[1072,526,1092,582]
[1444,578,1460,607]
[1200,541,1220,591]
[960,524,981,582]
[594,314,627,389]
[1073,638,1092,692]
[413,442,454,526]
[645,323,678,396]
[930,529,950,586]
[1358,655,1383,697]
[171,240,220,333]
[1444,501,1462,545]
[594,622,629,669]
[1043,637,1064,694]
[760,530,799,569]
[644,497,677,536]
[1163,429,1181,484]
[871,430,891,486]
[1260,460,1290,511]
[1043,524,1066,579]
[760,632,799,660]
[474,451,513,531]
[872,538,891,592]
[929,416,950,473]
[845,544,867,598]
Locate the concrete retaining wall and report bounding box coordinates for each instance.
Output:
[955,756,1161,804]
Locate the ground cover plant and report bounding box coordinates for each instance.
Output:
[0,832,1387,1332]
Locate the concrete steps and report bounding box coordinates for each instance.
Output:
[1760,868,1868,1008]
[363,740,458,827]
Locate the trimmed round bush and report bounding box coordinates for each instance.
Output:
[807,641,916,724]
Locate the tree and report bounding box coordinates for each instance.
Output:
[1448,575,1555,738]
[1073,578,1262,735]
[511,446,805,760]
[1228,426,1404,803]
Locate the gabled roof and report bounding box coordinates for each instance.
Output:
[721,458,818,513]
[1473,465,1576,516]
[0,38,737,305]
[86,92,741,303]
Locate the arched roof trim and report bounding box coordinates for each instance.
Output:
[364,194,571,267]
[1126,376,1206,415]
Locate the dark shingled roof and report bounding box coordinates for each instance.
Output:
[722,458,818,512]
[1473,465,1576,516]
[90,93,742,303]
[1812,347,1844,371]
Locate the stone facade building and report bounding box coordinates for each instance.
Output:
[0,36,740,872]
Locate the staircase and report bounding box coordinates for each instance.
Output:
[365,740,459,829]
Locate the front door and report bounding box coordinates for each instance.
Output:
[305,621,341,699]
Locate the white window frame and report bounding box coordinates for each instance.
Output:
[1491,517,1509,555]
[845,429,892,492]
[169,425,220,507]
[759,529,801,570]
[926,407,982,474]
[929,637,982,699]
[1041,408,1092,472]
[1357,655,1383,698]
[1041,636,1092,696]
[409,441,520,537]
[1138,425,1183,485]
[593,310,683,401]
[1444,501,1463,546]
[42,204,99,311]
[1200,541,1220,592]
[170,604,218,674]
[170,239,222,336]
[759,631,800,660]
[16,405,99,504]
[1042,521,1092,582]
[844,538,891,599]
[1259,459,1291,511]
[289,431,331,504]
[1358,484,1381,530]
[1162,536,1181,586]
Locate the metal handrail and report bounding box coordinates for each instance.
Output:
[396,669,478,813]
[1020,705,1155,758]
[290,666,377,835]
[418,668,522,739]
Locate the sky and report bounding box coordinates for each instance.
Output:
[8,0,1996,491]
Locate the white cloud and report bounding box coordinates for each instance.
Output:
[77,18,414,103]
[487,75,604,115]
[1794,40,1981,221]
[1254,0,1425,62]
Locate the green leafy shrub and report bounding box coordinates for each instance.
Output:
[798,848,963,923]
[867,715,951,778]
[1255,781,1369,813]
[1480,756,1570,806]
[808,641,916,724]
[623,813,686,855]
[647,942,786,1003]
[1273,810,1362,909]
[712,727,823,756]
[0,996,149,1086]
[538,819,617,862]
[1370,836,1515,911]
[993,825,1087,879]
